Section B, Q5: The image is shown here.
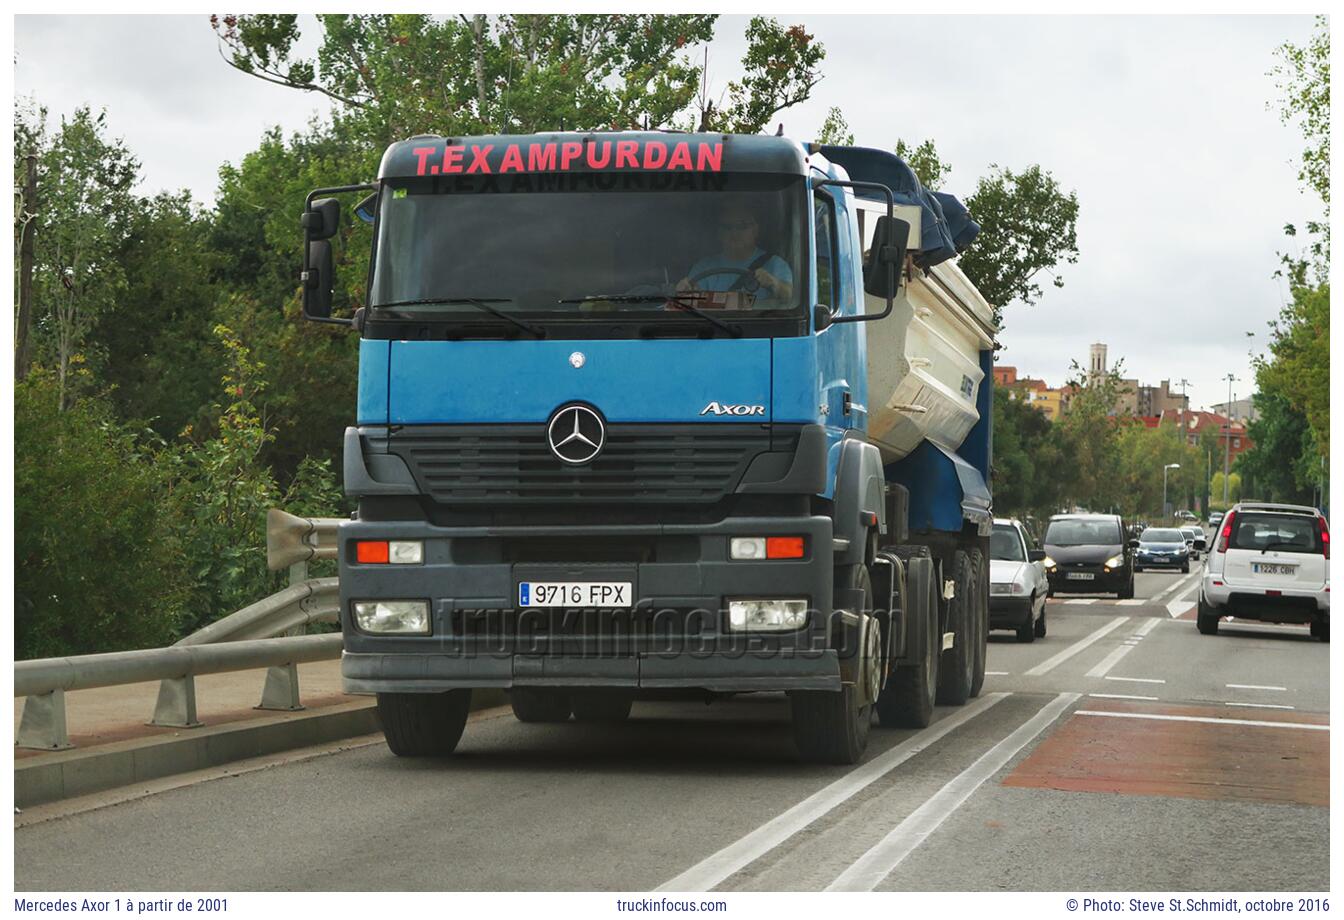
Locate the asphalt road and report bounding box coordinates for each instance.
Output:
[15,567,1330,892]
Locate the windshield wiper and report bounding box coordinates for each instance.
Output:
[559,293,741,338]
[1260,541,1306,554]
[373,298,544,338]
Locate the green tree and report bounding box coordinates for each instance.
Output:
[15,371,191,658]
[1236,390,1315,505]
[959,165,1080,325]
[815,106,853,145]
[212,14,823,143]
[990,386,1064,519]
[1050,361,1128,513]
[1270,14,1329,278]
[894,138,951,191]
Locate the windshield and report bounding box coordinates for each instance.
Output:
[370,173,806,326]
[1141,528,1185,543]
[990,525,1026,562]
[1045,519,1121,546]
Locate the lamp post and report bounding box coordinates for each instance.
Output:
[1163,463,1181,520]
[1222,373,1236,504]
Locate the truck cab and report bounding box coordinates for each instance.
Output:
[301,132,997,763]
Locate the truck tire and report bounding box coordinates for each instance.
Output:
[791,565,874,764]
[1196,595,1220,635]
[936,550,975,705]
[876,553,939,729]
[571,690,634,722]
[376,690,472,757]
[968,547,989,698]
[510,688,573,722]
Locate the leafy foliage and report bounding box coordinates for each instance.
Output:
[815,106,853,146]
[15,371,191,658]
[894,138,951,191]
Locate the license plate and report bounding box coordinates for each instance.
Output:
[1252,563,1296,577]
[1066,572,1095,581]
[518,582,632,608]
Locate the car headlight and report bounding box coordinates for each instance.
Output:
[1012,580,1029,595]
[1042,556,1056,570]
[990,583,1012,595]
[1104,555,1124,569]
[353,600,430,634]
[728,599,808,631]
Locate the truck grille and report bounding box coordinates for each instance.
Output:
[388,424,785,505]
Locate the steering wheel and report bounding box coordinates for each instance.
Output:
[688,266,760,293]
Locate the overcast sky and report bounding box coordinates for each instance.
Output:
[13,14,1320,412]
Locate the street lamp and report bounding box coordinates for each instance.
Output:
[1163,463,1181,520]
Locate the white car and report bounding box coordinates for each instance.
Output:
[988,517,1049,642]
[1198,502,1330,641]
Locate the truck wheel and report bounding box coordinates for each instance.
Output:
[1196,595,1220,636]
[376,690,471,757]
[876,554,939,729]
[791,565,874,764]
[968,547,989,698]
[570,691,634,722]
[510,688,573,723]
[936,550,975,705]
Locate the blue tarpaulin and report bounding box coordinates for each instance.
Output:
[817,145,979,269]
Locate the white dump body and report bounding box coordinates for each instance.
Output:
[855,201,997,464]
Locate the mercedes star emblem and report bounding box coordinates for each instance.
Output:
[547,404,605,465]
[569,351,586,368]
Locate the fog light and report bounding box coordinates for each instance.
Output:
[388,540,423,564]
[730,537,766,560]
[728,599,808,631]
[353,600,430,634]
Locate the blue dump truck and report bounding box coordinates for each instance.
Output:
[299,132,996,764]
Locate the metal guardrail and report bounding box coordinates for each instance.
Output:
[16,510,349,751]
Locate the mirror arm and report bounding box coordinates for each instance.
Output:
[301,182,375,328]
[813,178,897,325]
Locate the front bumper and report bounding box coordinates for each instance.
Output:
[1047,565,1128,594]
[338,514,841,693]
[1136,553,1188,570]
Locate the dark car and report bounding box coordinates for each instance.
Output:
[1042,513,1136,598]
[1135,527,1190,573]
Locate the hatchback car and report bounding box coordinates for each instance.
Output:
[1198,502,1329,641]
[1179,526,1205,561]
[1135,527,1190,573]
[988,518,1049,642]
[1042,513,1136,598]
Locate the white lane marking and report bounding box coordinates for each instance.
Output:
[1167,599,1195,618]
[1135,618,1162,637]
[1153,571,1200,602]
[1116,599,1145,606]
[1226,683,1288,691]
[1089,692,1159,701]
[1025,616,1129,677]
[656,693,1010,892]
[1086,642,1137,679]
[1074,710,1327,731]
[1105,676,1166,684]
[1064,599,1098,606]
[825,692,1079,892]
[1226,701,1296,710]
[985,671,1010,676]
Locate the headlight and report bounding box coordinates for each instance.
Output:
[1012,581,1029,595]
[1042,556,1056,570]
[990,583,1012,595]
[728,599,808,631]
[353,600,430,634]
[1104,555,1124,569]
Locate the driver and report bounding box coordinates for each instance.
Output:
[676,202,794,306]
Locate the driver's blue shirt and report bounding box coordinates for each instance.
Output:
[687,248,793,306]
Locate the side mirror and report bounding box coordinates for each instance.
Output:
[1127,538,1140,549]
[355,192,377,225]
[1028,549,1046,562]
[303,239,334,318]
[302,198,341,240]
[1194,538,1207,552]
[863,215,910,299]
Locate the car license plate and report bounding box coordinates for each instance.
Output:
[1252,563,1296,577]
[518,582,632,608]
[1066,572,1095,581]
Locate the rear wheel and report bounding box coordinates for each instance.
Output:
[570,691,634,722]
[876,553,939,729]
[936,551,976,705]
[791,565,875,764]
[377,691,472,757]
[510,688,572,723]
[1311,618,1330,643]
[1196,595,1220,635]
